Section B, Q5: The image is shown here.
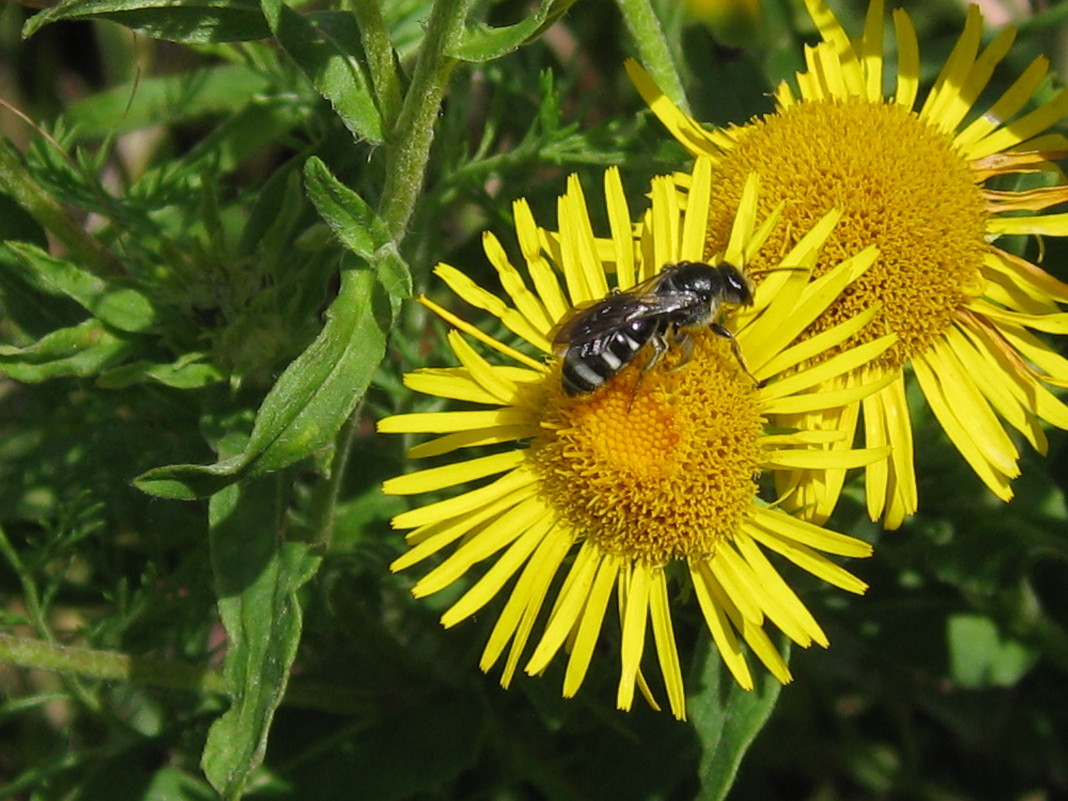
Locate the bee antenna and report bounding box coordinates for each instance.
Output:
[746,265,810,280]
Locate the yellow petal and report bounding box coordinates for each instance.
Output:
[440,510,554,627]
[750,505,873,558]
[747,524,869,595]
[617,563,652,712]
[624,59,730,158]
[758,334,895,400]
[435,263,551,353]
[918,5,982,131]
[525,540,601,675]
[378,406,532,435]
[562,552,621,698]
[892,9,920,108]
[481,525,572,685]
[413,494,550,598]
[734,529,829,647]
[762,445,890,471]
[968,87,1068,160]
[956,55,1050,152]
[859,0,885,100]
[649,570,686,720]
[760,370,897,415]
[447,330,520,404]
[382,449,527,495]
[690,563,753,690]
[482,231,554,335]
[680,156,715,263]
[389,464,537,529]
[391,484,537,570]
[514,198,570,323]
[419,295,545,370]
[605,167,637,290]
[406,425,537,460]
[911,352,1016,500]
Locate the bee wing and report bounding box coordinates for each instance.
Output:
[550,293,656,354]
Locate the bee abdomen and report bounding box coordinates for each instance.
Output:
[561,328,644,396]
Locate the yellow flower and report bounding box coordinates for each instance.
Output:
[379,159,893,720]
[629,0,1068,529]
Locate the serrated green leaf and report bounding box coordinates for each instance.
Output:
[449,0,579,62]
[22,0,270,43]
[134,267,387,499]
[690,644,785,801]
[201,467,322,800]
[3,242,157,333]
[260,1,383,142]
[65,65,272,138]
[0,319,138,381]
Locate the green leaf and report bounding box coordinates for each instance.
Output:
[65,64,272,138]
[689,644,785,801]
[303,157,390,259]
[260,1,383,142]
[303,157,412,303]
[22,0,270,43]
[97,355,225,389]
[3,242,157,333]
[201,466,322,800]
[0,319,138,381]
[134,267,388,499]
[449,0,579,62]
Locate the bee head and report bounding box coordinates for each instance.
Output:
[717,263,754,306]
[661,260,754,309]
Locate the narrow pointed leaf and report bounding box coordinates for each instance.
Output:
[201,465,321,799]
[260,1,383,142]
[450,0,580,61]
[304,156,412,303]
[0,319,138,381]
[690,642,786,801]
[22,0,270,42]
[4,242,157,333]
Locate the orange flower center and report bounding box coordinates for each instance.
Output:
[530,333,762,564]
[705,98,988,367]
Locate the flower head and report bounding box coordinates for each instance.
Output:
[380,159,893,719]
[629,0,1068,528]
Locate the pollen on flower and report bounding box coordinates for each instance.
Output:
[530,333,762,565]
[705,99,988,368]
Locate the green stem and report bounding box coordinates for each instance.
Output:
[379,0,477,240]
[0,139,123,279]
[0,632,228,694]
[306,405,360,549]
[614,0,691,114]
[311,0,475,544]
[0,525,102,715]
[0,633,375,715]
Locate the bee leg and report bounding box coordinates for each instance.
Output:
[645,333,669,372]
[628,334,669,412]
[666,331,694,372]
[711,323,760,385]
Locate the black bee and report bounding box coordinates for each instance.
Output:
[551,260,754,396]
